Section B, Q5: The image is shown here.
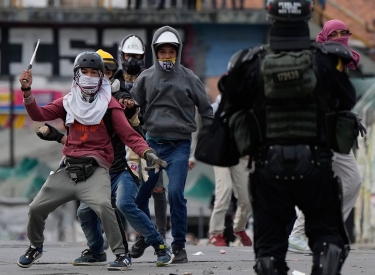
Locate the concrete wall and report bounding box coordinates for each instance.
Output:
[0,23,268,104]
[0,23,267,76]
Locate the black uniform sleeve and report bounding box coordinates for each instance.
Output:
[317,52,356,110]
[219,56,261,114]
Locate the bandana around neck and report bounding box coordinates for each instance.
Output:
[316,19,360,70]
[63,77,112,127]
[158,57,176,71]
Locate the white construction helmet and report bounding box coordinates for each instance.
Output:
[121,35,145,55]
[154,31,179,47]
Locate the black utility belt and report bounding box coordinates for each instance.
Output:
[64,157,98,183]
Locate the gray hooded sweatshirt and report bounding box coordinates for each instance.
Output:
[131,26,213,140]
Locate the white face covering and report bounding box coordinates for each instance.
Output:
[63,75,112,127]
[75,69,103,103]
[158,58,176,71]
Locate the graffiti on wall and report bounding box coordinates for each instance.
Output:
[0,26,187,77]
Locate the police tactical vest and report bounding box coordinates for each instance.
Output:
[259,47,319,143]
[225,41,358,156]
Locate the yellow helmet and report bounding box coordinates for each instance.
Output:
[96,49,118,71]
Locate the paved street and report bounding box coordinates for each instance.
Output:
[0,241,374,275]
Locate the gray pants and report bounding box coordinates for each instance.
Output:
[27,167,125,255]
[290,150,362,238]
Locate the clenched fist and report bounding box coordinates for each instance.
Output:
[19,70,33,89]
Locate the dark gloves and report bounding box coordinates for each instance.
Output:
[125,102,140,120]
[359,123,367,137]
[356,115,367,137]
[36,123,65,143]
[143,149,168,174]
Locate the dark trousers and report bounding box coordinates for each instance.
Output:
[250,145,349,274]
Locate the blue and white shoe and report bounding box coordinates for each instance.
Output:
[107,254,132,271]
[17,245,43,268]
[155,244,174,267]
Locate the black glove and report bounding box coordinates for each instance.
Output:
[124,103,140,120]
[356,115,367,137]
[36,123,65,143]
[144,149,168,174]
[359,123,367,137]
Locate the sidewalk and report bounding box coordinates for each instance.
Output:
[2,241,375,275]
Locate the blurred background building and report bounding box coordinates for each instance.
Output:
[1,0,375,244]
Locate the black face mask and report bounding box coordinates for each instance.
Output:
[122,56,144,76]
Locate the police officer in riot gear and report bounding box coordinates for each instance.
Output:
[219,0,355,274]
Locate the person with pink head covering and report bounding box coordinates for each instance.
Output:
[288,19,363,254]
[316,19,360,70]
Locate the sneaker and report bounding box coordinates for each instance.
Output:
[208,233,227,246]
[17,245,43,268]
[234,231,253,246]
[72,249,107,266]
[107,254,132,271]
[103,233,109,250]
[154,244,174,267]
[172,246,188,264]
[130,236,150,258]
[288,235,312,254]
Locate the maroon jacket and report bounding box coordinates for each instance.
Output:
[24,94,150,169]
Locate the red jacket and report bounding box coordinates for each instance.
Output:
[24,94,150,169]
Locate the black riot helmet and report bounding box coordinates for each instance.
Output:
[73,52,104,73]
[118,35,145,76]
[266,0,313,23]
[266,0,313,51]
